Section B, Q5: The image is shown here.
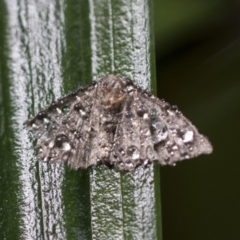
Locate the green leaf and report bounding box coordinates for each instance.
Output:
[0,0,162,239]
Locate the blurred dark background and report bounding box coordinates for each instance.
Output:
[154,0,240,239]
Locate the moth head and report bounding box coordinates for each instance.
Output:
[100,75,132,108]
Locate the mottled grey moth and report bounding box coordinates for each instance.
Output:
[25,75,212,171]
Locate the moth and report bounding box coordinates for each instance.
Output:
[25,75,212,171]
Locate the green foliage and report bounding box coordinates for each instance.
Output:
[0,0,162,239]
